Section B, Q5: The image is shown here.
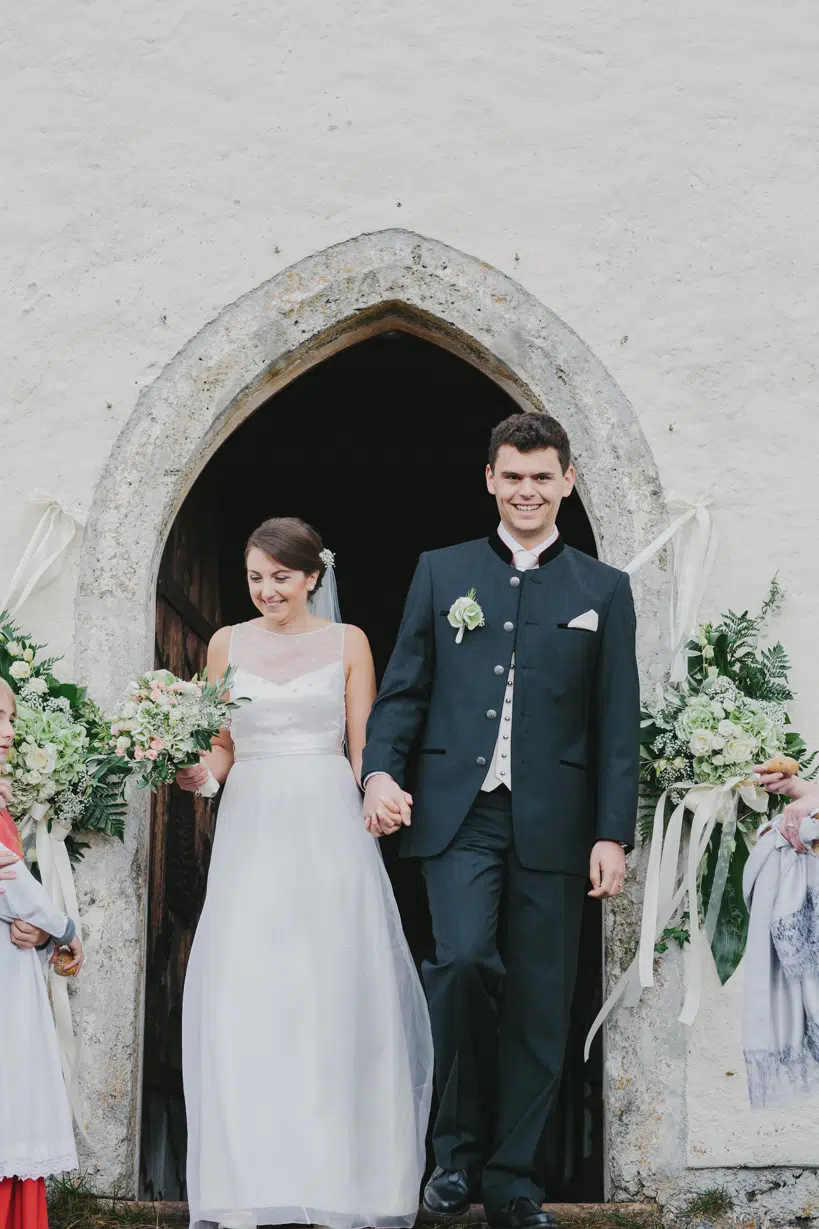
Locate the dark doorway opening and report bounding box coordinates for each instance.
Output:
[140,330,605,1203]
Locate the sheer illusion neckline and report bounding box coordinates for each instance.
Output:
[243,620,336,639]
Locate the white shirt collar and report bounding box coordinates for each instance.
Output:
[497,522,559,566]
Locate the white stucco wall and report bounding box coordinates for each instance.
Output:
[3,0,819,1218]
[687,959,819,1169]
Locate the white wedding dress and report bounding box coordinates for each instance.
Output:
[182,621,433,1229]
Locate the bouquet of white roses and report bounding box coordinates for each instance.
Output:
[0,612,129,862]
[639,578,816,982]
[4,698,89,814]
[644,676,789,795]
[110,667,245,791]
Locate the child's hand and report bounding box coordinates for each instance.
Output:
[10,920,50,948]
[52,934,84,975]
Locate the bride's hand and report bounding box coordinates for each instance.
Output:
[176,761,210,792]
[0,778,13,808]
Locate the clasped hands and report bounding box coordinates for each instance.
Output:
[362,775,412,838]
[361,776,626,898]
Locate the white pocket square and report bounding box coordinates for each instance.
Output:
[567,609,599,632]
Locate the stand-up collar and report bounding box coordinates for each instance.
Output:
[489,524,564,568]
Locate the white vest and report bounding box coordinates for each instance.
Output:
[481,524,559,792]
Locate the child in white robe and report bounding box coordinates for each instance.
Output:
[0,676,83,1229]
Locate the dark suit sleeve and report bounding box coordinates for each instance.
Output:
[361,553,436,789]
[594,571,640,847]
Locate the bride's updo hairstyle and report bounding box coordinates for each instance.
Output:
[245,517,328,595]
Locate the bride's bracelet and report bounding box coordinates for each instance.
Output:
[196,769,221,799]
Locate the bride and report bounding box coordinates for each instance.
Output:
[176,517,433,1229]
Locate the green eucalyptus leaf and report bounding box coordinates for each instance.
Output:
[701,827,750,985]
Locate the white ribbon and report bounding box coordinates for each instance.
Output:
[19,803,86,1132]
[624,497,717,680]
[585,776,769,1059]
[1,491,86,616]
[580,498,720,1059]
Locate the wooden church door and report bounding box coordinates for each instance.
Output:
[139,483,222,1199]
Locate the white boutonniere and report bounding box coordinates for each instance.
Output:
[447,589,485,644]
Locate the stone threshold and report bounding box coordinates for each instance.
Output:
[121,1202,661,1226]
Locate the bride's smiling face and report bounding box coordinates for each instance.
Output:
[246,547,319,625]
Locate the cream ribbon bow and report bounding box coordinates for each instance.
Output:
[624,496,717,681]
[584,775,769,1060]
[1,490,86,616]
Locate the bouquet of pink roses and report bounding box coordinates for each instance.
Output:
[110,667,246,791]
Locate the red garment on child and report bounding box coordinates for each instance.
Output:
[0,808,22,857]
[1,805,66,1228]
[0,1178,49,1229]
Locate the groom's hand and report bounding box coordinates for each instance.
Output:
[588,840,626,898]
[363,775,412,837]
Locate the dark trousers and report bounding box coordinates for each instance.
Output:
[422,786,586,1206]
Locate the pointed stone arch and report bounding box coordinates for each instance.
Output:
[73,228,669,1191]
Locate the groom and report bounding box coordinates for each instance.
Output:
[361,411,640,1229]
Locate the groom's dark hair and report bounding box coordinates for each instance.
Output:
[488,412,571,474]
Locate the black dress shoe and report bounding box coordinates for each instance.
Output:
[485,1197,556,1229]
[422,1167,472,1218]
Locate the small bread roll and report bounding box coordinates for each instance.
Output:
[52,948,78,978]
[760,754,799,776]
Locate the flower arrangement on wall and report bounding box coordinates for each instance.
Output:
[639,579,817,983]
[0,611,129,864]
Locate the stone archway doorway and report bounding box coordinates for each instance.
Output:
[139,329,606,1203]
[74,229,668,1198]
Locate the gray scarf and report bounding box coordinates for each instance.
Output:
[742,816,819,1107]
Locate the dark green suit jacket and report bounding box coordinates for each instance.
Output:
[362,534,640,876]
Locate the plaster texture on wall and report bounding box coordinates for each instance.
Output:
[2,0,819,1217]
[606,938,819,1224]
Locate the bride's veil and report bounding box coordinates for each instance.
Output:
[309,549,341,623]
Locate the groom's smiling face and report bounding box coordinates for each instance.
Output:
[486,445,575,546]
